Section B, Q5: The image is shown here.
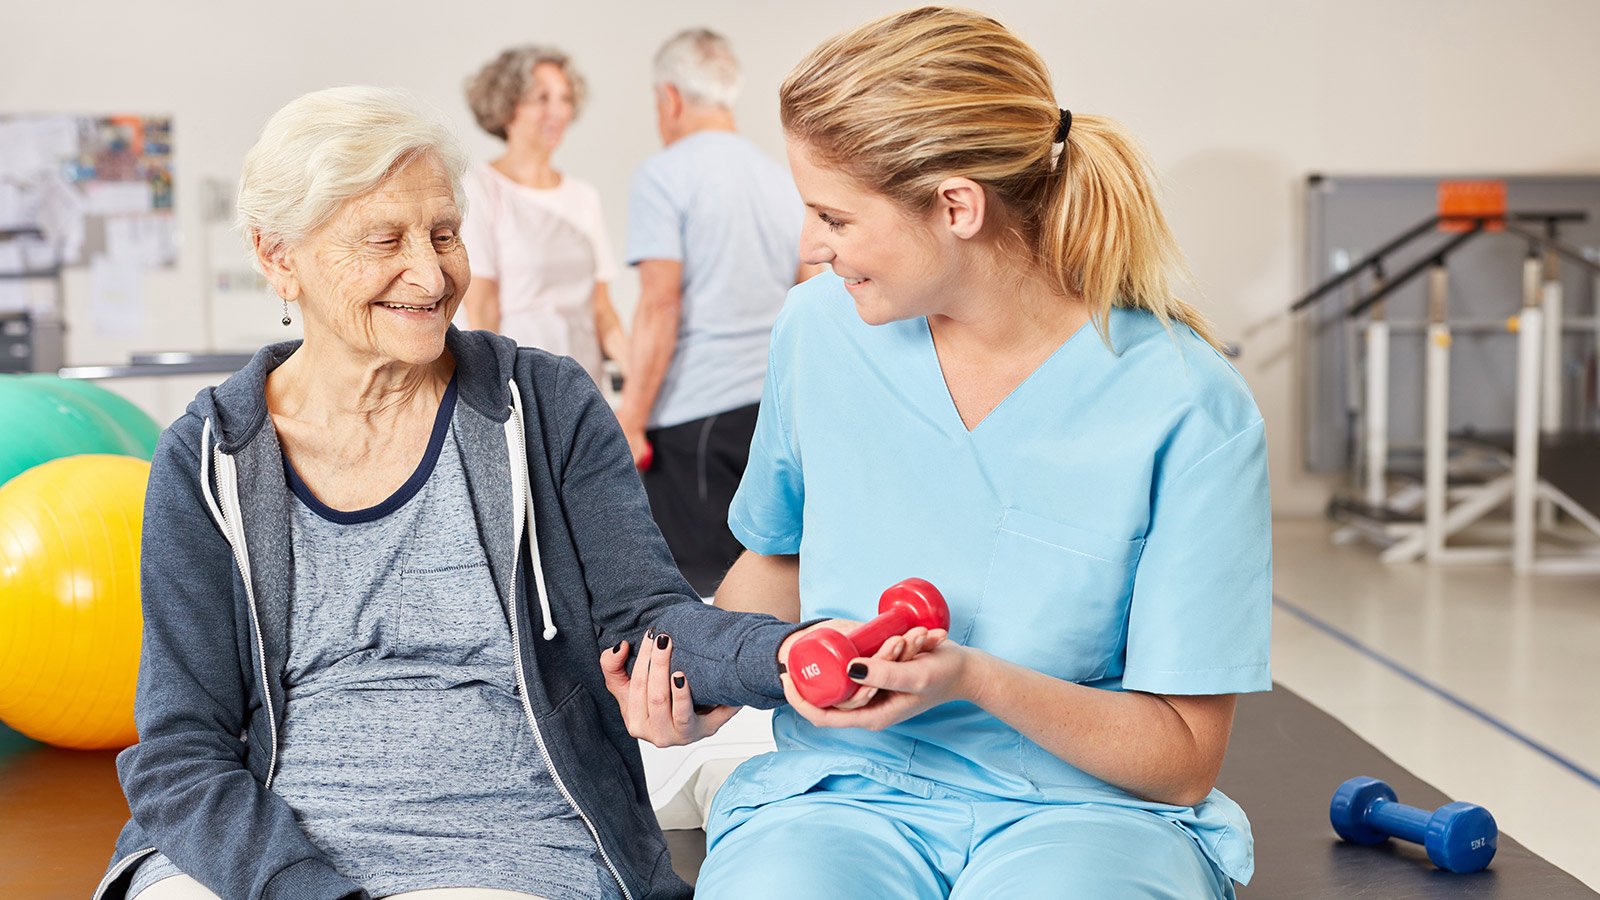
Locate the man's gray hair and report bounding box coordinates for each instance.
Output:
[653,28,742,110]
[235,86,467,258]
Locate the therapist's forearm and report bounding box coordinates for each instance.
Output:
[712,551,801,620]
[617,290,679,434]
[961,653,1236,807]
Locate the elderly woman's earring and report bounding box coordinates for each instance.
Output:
[281,298,292,327]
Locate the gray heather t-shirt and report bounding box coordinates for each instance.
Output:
[130,381,609,900]
[624,130,803,428]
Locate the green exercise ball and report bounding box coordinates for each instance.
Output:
[21,375,160,458]
[0,376,148,487]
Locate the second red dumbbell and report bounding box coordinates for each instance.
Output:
[786,578,949,708]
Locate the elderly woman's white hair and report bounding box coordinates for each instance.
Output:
[236,85,468,256]
[653,28,742,110]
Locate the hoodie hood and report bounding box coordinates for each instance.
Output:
[190,327,517,454]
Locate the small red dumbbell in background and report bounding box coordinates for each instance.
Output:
[786,578,949,708]
[636,441,653,472]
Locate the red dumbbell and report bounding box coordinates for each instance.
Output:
[786,578,949,708]
[636,441,654,472]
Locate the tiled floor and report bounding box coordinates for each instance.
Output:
[1270,517,1600,891]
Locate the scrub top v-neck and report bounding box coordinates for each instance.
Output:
[727,272,1272,882]
[915,313,1095,436]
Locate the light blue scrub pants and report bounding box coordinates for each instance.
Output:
[696,774,1235,900]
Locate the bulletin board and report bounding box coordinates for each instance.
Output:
[0,114,176,335]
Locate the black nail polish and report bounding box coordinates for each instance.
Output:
[611,641,624,655]
[656,632,670,650]
[848,662,868,680]
[673,674,686,689]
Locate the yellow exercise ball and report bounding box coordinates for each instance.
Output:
[0,454,148,750]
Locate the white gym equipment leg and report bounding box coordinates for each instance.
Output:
[1540,252,1563,439]
[1423,318,1450,563]
[1386,264,1511,566]
[1539,253,1563,530]
[1363,317,1390,510]
[1512,305,1544,572]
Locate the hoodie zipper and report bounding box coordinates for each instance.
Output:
[506,402,634,900]
[92,427,284,900]
[90,847,157,900]
[208,433,281,786]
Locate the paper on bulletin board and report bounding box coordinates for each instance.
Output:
[0,243,25,313]
[89,253,143,337]
[106,214,176,267]
[0,283,27,313]
[0,243,22,277]
[83,181,153,216]
[0,184,28,231]
[0,121,48,180]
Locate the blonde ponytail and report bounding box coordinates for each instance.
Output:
[1047,114,1222,349]
[780,6,1222,351]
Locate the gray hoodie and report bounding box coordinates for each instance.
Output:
[96,328,798,900]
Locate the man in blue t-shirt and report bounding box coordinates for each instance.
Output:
[619,28,815,595]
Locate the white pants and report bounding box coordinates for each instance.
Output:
[138,878,547,900]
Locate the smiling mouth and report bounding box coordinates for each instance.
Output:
[377,300,441,313]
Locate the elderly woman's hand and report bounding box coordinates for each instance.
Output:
[600,632,739,747]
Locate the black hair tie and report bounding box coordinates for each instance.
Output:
[1054,108,1073,143]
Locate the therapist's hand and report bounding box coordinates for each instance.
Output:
[781,633,977,731]
[778,623,948,713]
[601,632,739,747]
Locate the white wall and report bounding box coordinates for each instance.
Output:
[7,0,1600,513]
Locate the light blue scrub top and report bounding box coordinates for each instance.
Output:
[727,273,1273,883]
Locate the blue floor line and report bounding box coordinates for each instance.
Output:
[1273,594,1600,791]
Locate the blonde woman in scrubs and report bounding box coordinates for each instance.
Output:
[461,46,627,386]
[606,7,1272,899]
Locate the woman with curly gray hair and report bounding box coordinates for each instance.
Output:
[459,46,628,387]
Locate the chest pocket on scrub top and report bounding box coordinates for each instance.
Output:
[966,508,1144,683]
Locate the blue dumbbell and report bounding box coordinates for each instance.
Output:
[1329,776,1497,873]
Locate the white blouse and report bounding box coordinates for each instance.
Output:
[458,163,617,384]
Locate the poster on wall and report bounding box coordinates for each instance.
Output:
[0,114,176,332]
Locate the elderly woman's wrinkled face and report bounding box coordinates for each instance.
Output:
[284,154,467,366]
[506,62,575,153]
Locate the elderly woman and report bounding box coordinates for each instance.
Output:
[459,46,627,387]
[95,86,802,900]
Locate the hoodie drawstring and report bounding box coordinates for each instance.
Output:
[199,419,225,533]
[507,380,558,641]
